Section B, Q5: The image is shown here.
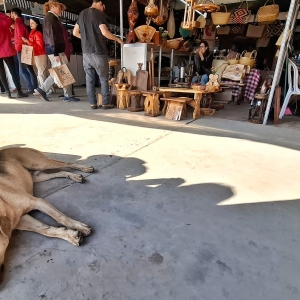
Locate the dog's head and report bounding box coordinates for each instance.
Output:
[0,216,11,275]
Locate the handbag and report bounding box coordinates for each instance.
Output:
[21,45,34,65]
[216,26,230,35]
[48,64,76,88]
[266,22,284,37]
[246,24,265,38]
[257,0,279,25]
[230,24,244,34]
[230,0,251,24]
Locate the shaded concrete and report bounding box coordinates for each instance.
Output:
[0,89,300,300]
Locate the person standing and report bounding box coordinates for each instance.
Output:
[73,0,123,110]
[0,11,28,98]
[11,8,38,94]
[34,0,79,102]
[22,18,48,87]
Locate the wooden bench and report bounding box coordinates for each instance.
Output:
[160,97,193,120]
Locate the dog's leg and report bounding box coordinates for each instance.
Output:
[33,197,92,236]
[16,214,84,246]
[9,148,94,173]
[32,171,86,183]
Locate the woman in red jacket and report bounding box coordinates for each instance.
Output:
[22,18,47,87]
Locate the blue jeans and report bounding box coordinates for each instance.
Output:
[83,53,110,105]
[201,74,209,85]
[17,52,38,91]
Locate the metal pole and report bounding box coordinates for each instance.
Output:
[3,0,7,13]
[169,49,174,85]
[263,0,298,125]
[120,0,124,68]
[158,46,162,87]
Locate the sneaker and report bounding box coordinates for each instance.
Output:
[34,88,49,101]
[63,96,80,102]
[17,91,28,98]
[0,90,6,94]
[91,104,98,110]
[26,90,34,95]
[102,104,114,110]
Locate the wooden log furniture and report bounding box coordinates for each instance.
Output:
[160,97,193,120]
[127,90,144,112]
[159,87,214,120]
[115,83,132,110]
[142,90,163,117]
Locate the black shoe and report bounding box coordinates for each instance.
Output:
[6,91,12,99]
[34,88,49,101]
[26,90,34,95]
[17,91,28,98]
[102,104,114,110]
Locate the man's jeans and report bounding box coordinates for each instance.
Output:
[83,53,110,105]
[17,51,38,92]
[40,53,72,98]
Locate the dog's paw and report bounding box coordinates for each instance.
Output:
[71,231,84,246]
[79,224,92,236]
[69,174,85,183]
[82,166,94,173]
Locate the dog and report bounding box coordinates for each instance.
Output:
[0,147,94,275]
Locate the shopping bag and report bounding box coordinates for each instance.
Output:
[230,24,244,34]
[21,45,33,65]
[266,22,285,37]
[230,0,251,24]
[48,64,75,88]
[257,0,279,24]
[221,64,246,81]
[216,26,230,35]
[246,24,265,38]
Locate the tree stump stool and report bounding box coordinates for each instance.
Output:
[127,90,143,112]
[160,97,193,120]
[142,90,163,117]
[115,83,131,110]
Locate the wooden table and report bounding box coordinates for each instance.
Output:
[159,87,212,120]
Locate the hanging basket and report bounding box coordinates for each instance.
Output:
[211,4,231,25]
[257,0,279,24]
[193,0,220,13]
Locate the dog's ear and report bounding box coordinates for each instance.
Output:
[0,216,11,238]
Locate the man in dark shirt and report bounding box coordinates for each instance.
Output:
[73,0,123,109]
[35,0,79,102]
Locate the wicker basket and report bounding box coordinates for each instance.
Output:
[134,25,156,43]
[166,38,184,50]
[257,2,279,24]
[239,50,257,68]
[227,53,240,65]
[211,4,231,25]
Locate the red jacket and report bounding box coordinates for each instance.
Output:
[0,13,16,58]
[28,30,46,56]
[14,17,29,52]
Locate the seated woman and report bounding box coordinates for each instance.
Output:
[192,40,213,85]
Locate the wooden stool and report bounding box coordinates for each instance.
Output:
[160,97,193,120]
[115,83,131,110]
[142,90,163,117]
[127,90,143,112]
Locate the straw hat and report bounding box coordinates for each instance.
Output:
[43,0,67,15]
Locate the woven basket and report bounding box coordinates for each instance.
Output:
[257,2,279,24]
[166,38,184,50]
[239,50,257,68]
[211,4,231,25]
[227,53,240,65]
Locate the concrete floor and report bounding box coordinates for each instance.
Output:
[0,88,300,300]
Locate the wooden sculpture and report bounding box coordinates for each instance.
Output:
[126,0,139,44]
[115,83,132,110]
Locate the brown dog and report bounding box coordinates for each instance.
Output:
[0,147,94,274]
